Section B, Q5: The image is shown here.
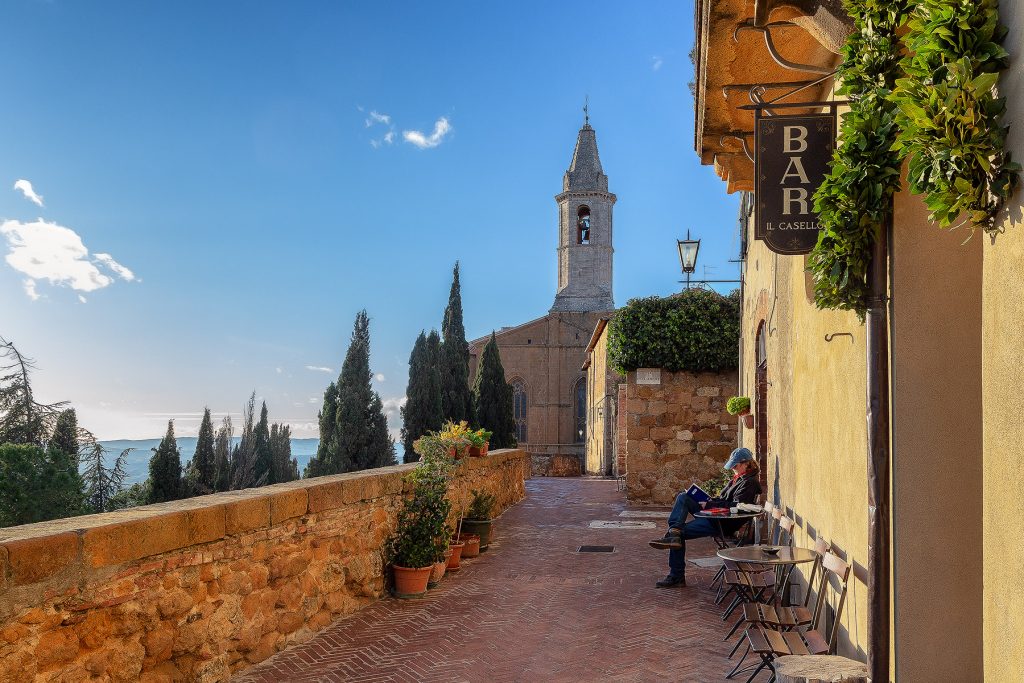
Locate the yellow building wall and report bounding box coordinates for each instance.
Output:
[982,2,1024,678]
[739,233,870,661]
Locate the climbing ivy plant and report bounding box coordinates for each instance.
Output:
[892,0,1020,232]
[808,0,910,317]
[808,0,1018,316]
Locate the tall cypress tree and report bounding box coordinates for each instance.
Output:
[42,409,85,517]
[472,332,517,449]
[270,423,298,482]
[148,420,182,503]
[401,330,444,463]
[253,402,273,484]
[213,416,232,492]
[187,408,216,494]
[49,409,79,459]
[439,262,474,424]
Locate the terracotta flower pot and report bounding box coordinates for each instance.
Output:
[447,541,465,571]
[482,442,489,456]
[428,560,447,588]
[458,533,481,558]
[461,518,493,550]
[468,442,490,457]
[742,414,755,429]
[393,565,432,598]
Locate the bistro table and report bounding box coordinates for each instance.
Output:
[694,510,762,549]
[717,545,818,566]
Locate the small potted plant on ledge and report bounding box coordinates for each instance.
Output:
[461,489,497,550]
[467,428,493,457]
[389,446,453,598]
[727,396,754,429]
[438,420,473,459]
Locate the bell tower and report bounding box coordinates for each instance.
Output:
[551,115,615,312]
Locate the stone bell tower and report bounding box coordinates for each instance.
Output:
[550,117,616,313]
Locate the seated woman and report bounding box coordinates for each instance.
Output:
[648,447,762,587]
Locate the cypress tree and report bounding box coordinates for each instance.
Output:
[213,416,232,492]
[439,263,474,424]
[472,332,517,449]
[270,423,298,482]
[49,409,79,460]
[400,330,444,463]
[253,402,273,484]
[188,408,216,494]
[148,420,182,503]
[306,382,338,478]
[40,409,85,517]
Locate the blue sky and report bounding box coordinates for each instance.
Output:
[0,2,741,439]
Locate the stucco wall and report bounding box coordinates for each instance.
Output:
[982,1,1024,678]
[623,369,738,504]
[740,234,870,662]
[890,190,984,681]
[0,450,530,682]
[584,321,622,475]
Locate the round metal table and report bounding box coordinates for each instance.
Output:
[717,545,818,565]
[694,510,761,548]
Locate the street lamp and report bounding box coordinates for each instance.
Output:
[677,230,701,289]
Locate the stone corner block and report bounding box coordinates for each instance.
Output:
[2,532,80,586]
[269,488,308,525]
[224,495,272,536]
[82,512,189,569]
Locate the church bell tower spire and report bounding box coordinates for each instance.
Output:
[551,116,615,312]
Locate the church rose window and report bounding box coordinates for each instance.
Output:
[512,379,528,444]
[577,206,591,244]
[574,377,586,443]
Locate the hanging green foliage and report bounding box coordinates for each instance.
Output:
[808,0,910,317]
[892,0,1019,232]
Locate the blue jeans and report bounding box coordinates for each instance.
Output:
[666,493,718,578]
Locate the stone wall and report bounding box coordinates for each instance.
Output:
[0,450,530,682]
[623,370,738,504]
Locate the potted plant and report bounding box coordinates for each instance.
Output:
[437,420,473,459]
[461,489,497,550]
[727,396,755,429]
[388,446,454,598]
[467,428,493,457]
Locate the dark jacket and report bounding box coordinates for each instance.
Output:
[708,471,762,535]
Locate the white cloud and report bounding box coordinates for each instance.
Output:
[93,253,137,282]
[403,117,452,149]
[367,110,391,126]
[23,279,39,301]
[305,365,334,373]
[308,397,319,404]
[276,367,283,374]
[369,139,381,149]
[13,179,43,207]
[652,56,664,71]
[78,295,87,303]
[383,131,395,145]
[375,373,385,382]
[0,219,137,299]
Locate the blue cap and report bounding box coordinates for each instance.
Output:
[724,447,754,470]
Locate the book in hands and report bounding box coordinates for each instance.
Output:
[686,483,711,504]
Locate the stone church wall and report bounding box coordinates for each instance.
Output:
[622,370,739,504]
[0,451,530,682]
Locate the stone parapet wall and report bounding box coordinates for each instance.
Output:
[623,371,738,504]
[0,450,531,682]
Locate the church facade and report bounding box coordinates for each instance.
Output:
[468,120,615,476]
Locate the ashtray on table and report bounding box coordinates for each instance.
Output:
[760,546,781,556]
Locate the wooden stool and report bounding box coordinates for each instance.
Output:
[774,655,869,683]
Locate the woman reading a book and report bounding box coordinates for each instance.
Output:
[648,447,762,587]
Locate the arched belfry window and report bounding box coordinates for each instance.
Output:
[511,378,528,444]
[574,377,586,443]
[577,206,591,244]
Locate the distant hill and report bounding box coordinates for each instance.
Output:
[97,438,320,485]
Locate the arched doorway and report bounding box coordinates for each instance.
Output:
[754,321,768,490]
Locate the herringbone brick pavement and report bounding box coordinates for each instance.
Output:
[236,478,743,683]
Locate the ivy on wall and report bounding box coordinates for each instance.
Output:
[808,0,1019,316]
[808,0,910,317]
[893,0,1020,231]
[606,289,740,374]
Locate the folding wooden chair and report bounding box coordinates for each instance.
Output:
[714,502,778,603]
[725,536,830,675]
[720,515,796,621]
[741,551,852,683]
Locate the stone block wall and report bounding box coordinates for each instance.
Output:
[0,450,530,682]
[622,371,738,504]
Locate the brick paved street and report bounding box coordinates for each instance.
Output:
[238,478,739,683]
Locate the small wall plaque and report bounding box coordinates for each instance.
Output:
[636,368,661,385]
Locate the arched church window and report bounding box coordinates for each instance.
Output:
[577,206,591,244]
[511,379,528,444]
[574,377,586,443]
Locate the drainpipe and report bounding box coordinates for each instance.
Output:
[866,221,891,682]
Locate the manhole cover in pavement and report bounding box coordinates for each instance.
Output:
[588,520,657,529]
[578,545,615,553]
[618,510,670,518]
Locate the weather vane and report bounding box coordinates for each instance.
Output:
[583,95,589,125]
